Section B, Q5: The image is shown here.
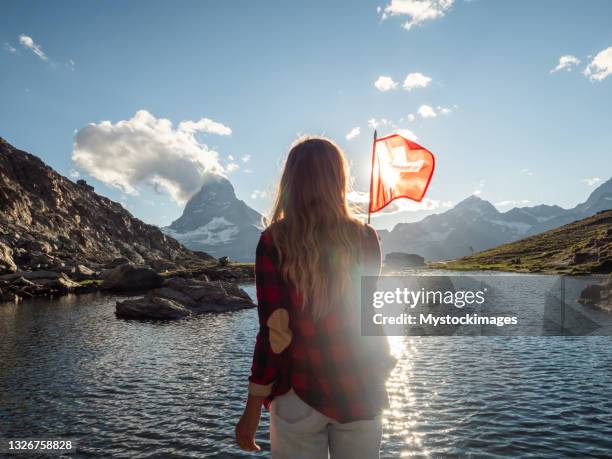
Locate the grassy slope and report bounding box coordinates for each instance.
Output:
[431,210,612,274]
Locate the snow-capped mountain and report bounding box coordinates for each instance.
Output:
[163,174,263,261]
[380,177,612,261]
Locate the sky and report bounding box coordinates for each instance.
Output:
[1,0,611,230]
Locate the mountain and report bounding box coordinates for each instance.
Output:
[0,137,211,274]
[438,210,612,274]
[163,174,263,261]
[380,177,612,261]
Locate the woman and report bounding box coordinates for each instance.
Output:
[235,136,395,458]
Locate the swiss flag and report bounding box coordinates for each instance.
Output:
[369,133,435,214]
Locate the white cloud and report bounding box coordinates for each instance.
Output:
[374,76,398,92]
[345,126,361,140]
[18,34,48,61]
[520,168,533,177]
[241,154,251,162]
[4,43,16,54]
[582,177,603,186]
[69,169,80,179]
[177,118,232,136]
[583,46,612,81]
[72,110,230,204]
[67,59,75,71]
[368,118,391,129]
[251,190,269,200]
[550,55,581,73]
[407,113,416,122]
[403,72,432,91]
[494,199,531,208]
[438,106,452,115]
[380,0,455,31]
[226,162,239,172]
[348,190,451,216]
[418,104,437,118]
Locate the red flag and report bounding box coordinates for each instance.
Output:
[368,133,435,216]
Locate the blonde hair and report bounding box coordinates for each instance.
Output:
[268,136,367,319]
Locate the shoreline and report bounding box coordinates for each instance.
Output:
[0,262,255,305]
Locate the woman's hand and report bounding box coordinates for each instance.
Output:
[235,394,265,452]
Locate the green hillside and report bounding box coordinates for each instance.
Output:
[433,210,612,274]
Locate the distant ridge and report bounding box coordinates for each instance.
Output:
[380,177,612,261]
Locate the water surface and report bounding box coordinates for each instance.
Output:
[0,279,611,458]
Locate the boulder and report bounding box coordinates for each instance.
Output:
[19,240,54,254]
[148,259,179,273]
[579,276,612,312]
[573,250,597,264]
[0,270,63,282]
[115,276,255,319]
[102,264,163,292]
[151,286,198,307]
[105,257,131,269]
[34,273,82,292]
[0,290,20,303]
[385,252,425,269]
[219,256,231,266]
[71,264,97,281]
[116,296,191,320]
[0,242,17,274]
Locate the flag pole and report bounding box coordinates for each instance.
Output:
[367,129,378,225]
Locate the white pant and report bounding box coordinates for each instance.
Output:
[270,389,383,459]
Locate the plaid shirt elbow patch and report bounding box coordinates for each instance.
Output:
[247,226,393,423]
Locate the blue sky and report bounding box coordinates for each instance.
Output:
[1,0,611,229]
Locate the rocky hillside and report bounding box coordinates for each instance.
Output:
[163,173,262,261]
[380,177,612,261]
[437,210,612,274]
[0,137,213,276]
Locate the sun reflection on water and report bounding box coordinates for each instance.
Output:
[383,335,428,457]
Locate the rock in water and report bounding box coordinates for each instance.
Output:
[579,276,612,312]
[385,252,425,269]
[115,276,255,319]
[116,296,191,319]
[102,264,163,292]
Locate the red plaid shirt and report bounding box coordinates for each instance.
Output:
[248,224,396,423]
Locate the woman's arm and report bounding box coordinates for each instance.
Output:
[235,393,265,452]
[235,232,287,451]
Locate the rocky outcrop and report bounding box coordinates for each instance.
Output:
[385,252,425,269]
[0,137,215,275]
[0,270,92,302]
[0,136,251,304]
[102,264,163,292]
[115,276,255,319]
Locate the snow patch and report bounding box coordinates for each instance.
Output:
[164,217,239,245]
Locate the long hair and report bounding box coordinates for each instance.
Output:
[268,136,367,320]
